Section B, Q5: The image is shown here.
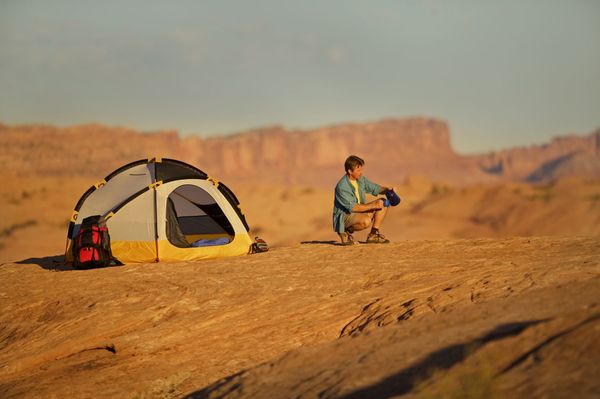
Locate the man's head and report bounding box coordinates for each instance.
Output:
[345,155,364,180]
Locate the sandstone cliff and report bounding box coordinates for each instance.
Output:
[476,129,600,182]
[1,118,598,186]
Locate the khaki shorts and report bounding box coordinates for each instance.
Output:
[343,213,357,230]
[343,211,374,231]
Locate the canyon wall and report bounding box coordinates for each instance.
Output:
[1,118,598,186]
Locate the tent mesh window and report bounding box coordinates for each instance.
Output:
[156,160,207,182]
[166,185,233,248]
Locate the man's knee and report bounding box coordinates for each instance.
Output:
[354,216,372,230]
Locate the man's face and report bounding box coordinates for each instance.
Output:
[348,165,363,180]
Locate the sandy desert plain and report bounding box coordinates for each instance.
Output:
[0,120,599,398]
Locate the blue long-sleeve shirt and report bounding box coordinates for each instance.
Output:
[332,175,381,233]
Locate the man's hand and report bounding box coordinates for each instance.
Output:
[370,198,385,210]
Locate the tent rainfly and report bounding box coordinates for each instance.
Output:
[65,158,253,263]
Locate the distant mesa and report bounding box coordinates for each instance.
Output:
[527,152,600,183]
[1,118,598,185]
[476,129,600,183]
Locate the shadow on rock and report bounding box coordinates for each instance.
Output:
[301,240,340,246]
[16,255,72,271]
[339,319,548,399]
[183,319,548,399]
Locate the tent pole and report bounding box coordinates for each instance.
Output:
[153,186,159,262]
[64,238,71,264]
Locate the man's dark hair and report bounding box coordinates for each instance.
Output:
[345,155,364,173]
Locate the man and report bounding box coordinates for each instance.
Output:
[333,155,396,245]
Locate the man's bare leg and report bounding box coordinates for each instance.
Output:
[342,206,389,244]
[372,206,388,230]
[340,213,370,245]
[367,206,390,243]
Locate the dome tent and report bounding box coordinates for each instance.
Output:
[65,158,253,263]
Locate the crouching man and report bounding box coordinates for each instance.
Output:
[332,155,396,245]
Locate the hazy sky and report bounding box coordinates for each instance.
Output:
[1,1,599,153]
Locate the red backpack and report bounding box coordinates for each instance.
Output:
[72,215,121,269]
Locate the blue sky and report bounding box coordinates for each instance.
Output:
[1,0,599,153]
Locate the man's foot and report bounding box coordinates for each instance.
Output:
[339,232,356,246]
[366,231,390,244]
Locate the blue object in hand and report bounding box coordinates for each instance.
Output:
[383,199,391,207]
[385,189,401,206]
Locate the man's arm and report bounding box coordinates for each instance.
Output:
[352,184,399,211]
[352,199,385,212]
[362,177,395,196]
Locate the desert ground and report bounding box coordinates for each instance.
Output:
[0,236,598,398]
[0,171,599,398]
